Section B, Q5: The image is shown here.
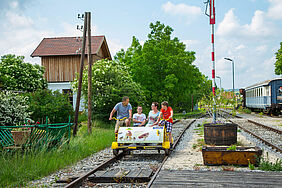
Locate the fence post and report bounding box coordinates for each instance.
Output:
[45,116,49,145]
[68,116,71,141]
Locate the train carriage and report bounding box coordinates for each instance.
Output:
[241,78,282,115]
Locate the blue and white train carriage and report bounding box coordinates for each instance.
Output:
[242,78,282,115]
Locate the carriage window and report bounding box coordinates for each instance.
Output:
[279,87,282,96]
[259,88,261,97]
[266,87,269,96]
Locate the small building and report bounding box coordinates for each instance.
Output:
[31,36,112,111]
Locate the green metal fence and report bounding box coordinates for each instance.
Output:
[0,117,72,150]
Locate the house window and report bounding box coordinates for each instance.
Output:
[63,89,73,106]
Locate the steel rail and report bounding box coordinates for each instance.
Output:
[64,118,198,188]
[219,110,281,153]
[147,115,206,188]
[64,152,125,188]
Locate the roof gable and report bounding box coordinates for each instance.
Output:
[31,36,111,59]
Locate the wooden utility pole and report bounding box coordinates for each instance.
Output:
[87,12,92,134]
[73,12,87,136]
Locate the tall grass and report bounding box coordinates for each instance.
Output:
[174,109,206,119]
[0,121,115,187]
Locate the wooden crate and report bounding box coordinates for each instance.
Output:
[202,146,262,166]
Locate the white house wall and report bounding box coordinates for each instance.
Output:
[48,82,85,111]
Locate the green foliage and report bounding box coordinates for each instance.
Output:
[227,145,237,151]
[0,124,115,187]
[0,54,47,92]
[194,122,204,136]
[115,21,211,112]
[0,91,29,126]
[72,59,146,120]
[173,109,206,119]
[258,153,282,171]
[248,159,255,170]
[26,89,74,123]
[237,106,251,114]
[274,42,282,75]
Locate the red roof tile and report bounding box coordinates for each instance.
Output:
[31,36,107,57]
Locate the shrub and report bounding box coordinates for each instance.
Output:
[26,89,74,123]
[0,54,47,92]
[0,91,29,126]
[72,59,146,120]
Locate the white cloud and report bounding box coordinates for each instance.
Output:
[162,1,201,23]
[255,45,268,53]
[217,9,240,36]
[183,39,199,50]
[9,1,19,9]
[0,9,53,64]
[217,9,276,38]
[0,1,108,64]
[107,39,128,57]
[194,35,277,89]
[5,10,33,28]
[235,44,245,51]
[59,22,100,37]
[267,0,282,20]
[242,10,273,37]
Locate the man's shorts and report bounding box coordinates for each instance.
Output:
[115,120,127,132]
[116,120,126,127]
[159,120,172,133]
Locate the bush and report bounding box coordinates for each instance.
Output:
[0,54,47,92]
[0,124,114,187]
[72,59,146,120]
[26,89,74,123]
[0,91,29,126]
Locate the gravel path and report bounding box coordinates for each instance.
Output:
[163,117,281,172]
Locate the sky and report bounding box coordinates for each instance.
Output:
[0,0,281,89]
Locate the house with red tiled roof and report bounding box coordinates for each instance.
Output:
[31,36,111,110]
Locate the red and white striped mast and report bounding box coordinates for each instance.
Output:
[205,0,216,122]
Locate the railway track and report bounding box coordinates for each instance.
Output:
[219,110,282,153]
[59,117,202,188]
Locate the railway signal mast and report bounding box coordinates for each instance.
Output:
[205,0,216,123]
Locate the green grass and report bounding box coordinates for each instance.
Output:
[0,121,115,187]
[226,145,237,151]
[194,123,204,136]
[174,109,206,119]
[237,106,251,114]
[258,154,282,171]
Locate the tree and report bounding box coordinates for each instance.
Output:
[72,59,146,120]
[275,42,282,75]
[115,21,211,112]
[26,89,74,123]
[0,54,47,92]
